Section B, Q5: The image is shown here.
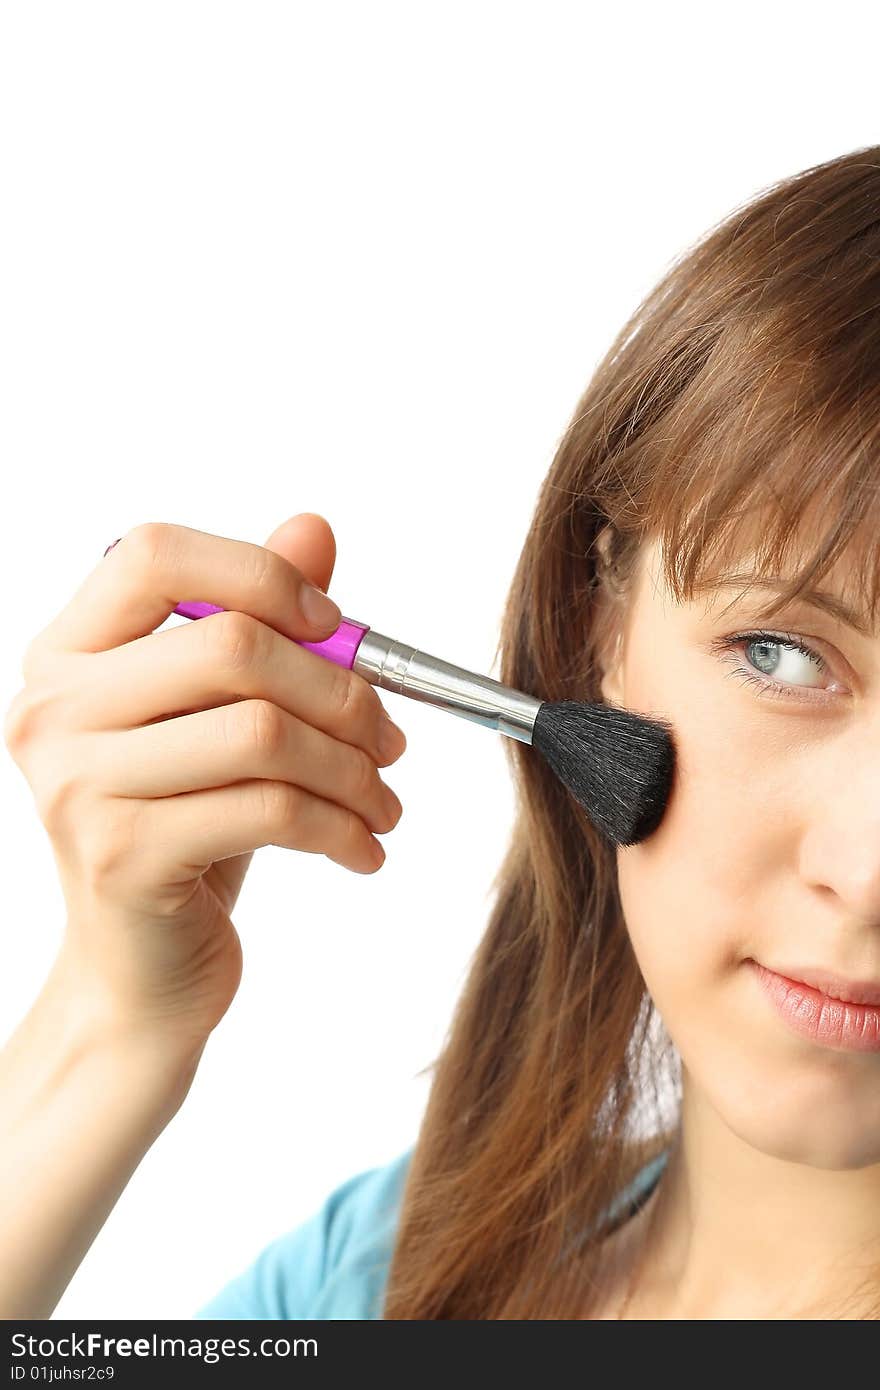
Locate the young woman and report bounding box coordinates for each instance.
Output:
[5,142,880,1320]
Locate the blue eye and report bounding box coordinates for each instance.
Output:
[709,629,837,703]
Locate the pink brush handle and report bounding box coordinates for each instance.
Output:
[102,536,368,669]
[171,599,369,670]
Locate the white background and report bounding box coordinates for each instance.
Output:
[0,1,876,1319]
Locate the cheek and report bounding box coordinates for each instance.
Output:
[613,619,839,1145]
[613,628,782,1006]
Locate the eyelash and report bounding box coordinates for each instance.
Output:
[708,628,837,704]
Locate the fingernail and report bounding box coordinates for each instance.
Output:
[378,716,407,761]
[302,583,342,632]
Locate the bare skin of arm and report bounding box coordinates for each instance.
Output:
[0,945,206,1319]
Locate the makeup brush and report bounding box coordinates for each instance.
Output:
[166,599,676,847]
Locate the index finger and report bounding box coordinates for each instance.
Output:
[30,522,343,658]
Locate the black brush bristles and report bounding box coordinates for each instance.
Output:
[531,700,676,847]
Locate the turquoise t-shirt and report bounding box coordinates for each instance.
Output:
[193,1146,670,1320]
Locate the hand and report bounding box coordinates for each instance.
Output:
[3,515,406,1048]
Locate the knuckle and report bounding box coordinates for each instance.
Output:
[335,669,378,726]
[245,699,287,757]
[205,609,262,673]
[34,760,89,835]
[248,544,290,599]
[348,746,377,803]
[3,688,34,751]
[340,805,366,852]
[3,684,60,753]
[125,521,176,569]
[82,800,143,887]
[260,779,300,829]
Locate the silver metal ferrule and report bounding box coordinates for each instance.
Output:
[352,628,542,744]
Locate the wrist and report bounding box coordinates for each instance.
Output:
[22,949,209,1122]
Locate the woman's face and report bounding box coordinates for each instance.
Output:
[600,533,880,1169]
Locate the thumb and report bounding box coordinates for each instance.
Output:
[262,512,337,595]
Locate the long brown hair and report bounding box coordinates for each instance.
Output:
[382,144,880,1319]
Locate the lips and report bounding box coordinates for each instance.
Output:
[758,963,880,1007]
[748,960,880,1053]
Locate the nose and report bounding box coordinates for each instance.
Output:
[797,727,880,933]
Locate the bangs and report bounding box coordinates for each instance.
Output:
[646,319,880,637]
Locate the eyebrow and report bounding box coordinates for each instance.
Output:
[694,574,876,638]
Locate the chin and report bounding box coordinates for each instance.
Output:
[708,1061,880,1170]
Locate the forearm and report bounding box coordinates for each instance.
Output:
[0,953,206,1319]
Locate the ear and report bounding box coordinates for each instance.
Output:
[593,525,626,706]
[596,593,625,706]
